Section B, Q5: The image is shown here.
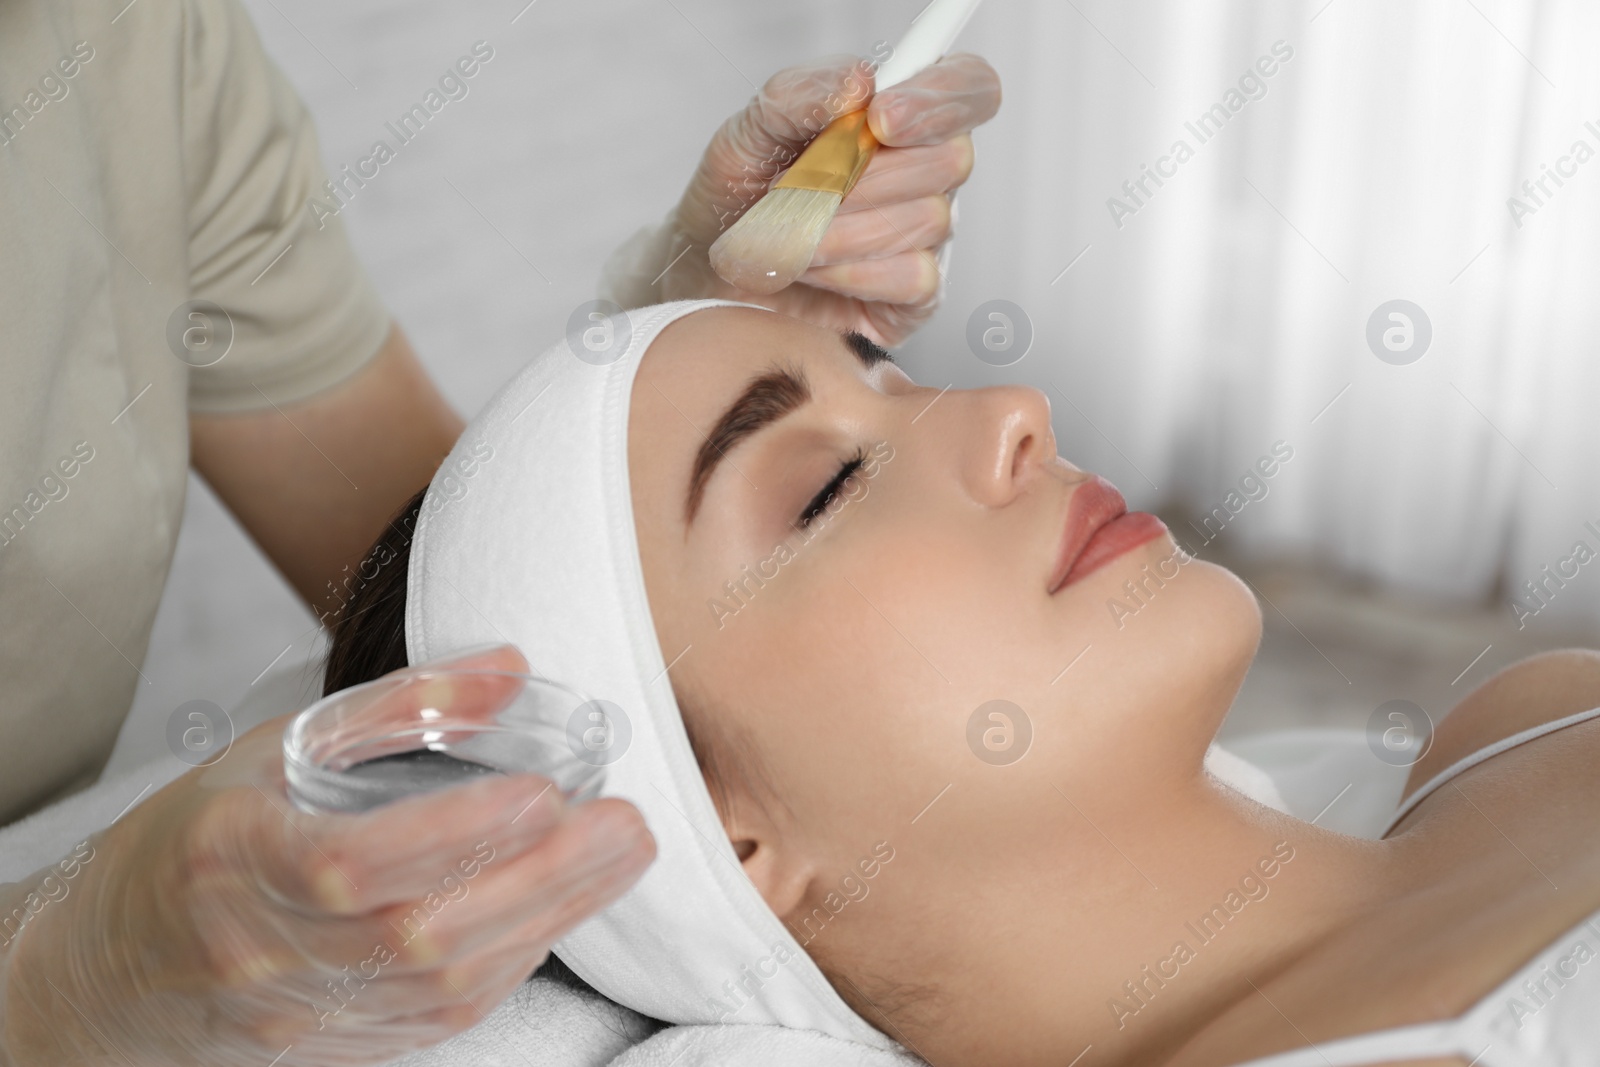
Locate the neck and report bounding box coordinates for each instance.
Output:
[901,771,1395,1067]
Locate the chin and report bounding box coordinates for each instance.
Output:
[1164,559,1262,717]
[1184,559,1265,675]
[1095,535,1257,633]
[1064,540,1262,740]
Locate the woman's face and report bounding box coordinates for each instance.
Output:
[628,307,1262,1036]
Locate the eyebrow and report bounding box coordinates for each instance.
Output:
[683,330,895,523]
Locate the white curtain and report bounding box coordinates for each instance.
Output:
[901,0,1600,631]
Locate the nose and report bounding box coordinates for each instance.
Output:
[955,385,1059,507]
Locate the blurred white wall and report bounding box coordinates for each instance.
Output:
[123,0,1600,764]
[932,0,1600,628]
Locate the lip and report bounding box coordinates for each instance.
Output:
[1047,476,1168,593]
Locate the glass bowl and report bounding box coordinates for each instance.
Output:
[284,669,610,815]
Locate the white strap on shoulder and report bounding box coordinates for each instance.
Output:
[1380,704,1600,838]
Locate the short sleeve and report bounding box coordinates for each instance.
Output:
[180,0,392,413]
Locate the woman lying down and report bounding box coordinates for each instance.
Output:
[323,300,1600,1067]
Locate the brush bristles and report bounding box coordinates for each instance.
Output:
[709,187,844,295]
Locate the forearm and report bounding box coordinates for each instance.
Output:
[191,324,463,622]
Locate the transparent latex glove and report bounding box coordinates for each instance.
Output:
[0,647,653,1067]
[602,52,1001,347]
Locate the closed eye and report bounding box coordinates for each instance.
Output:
[797,447,868,529]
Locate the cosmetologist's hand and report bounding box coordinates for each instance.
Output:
[658,52,1001,346]
[0,647,653,1067]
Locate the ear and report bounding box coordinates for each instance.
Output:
[723,801,817,920]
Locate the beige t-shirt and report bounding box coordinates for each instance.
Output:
[0,0,391,823]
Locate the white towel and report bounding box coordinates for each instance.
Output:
[385,982,922,1067]
[605,1023,922,1067]
[1205,740,1290,813]
[384,971,659,1067]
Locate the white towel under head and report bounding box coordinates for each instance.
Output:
[404,299,896,1049]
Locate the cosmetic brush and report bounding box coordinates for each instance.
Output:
[708,0,984,295]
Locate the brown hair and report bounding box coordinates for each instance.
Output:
[322,489,424,697]
[319,486,758,821]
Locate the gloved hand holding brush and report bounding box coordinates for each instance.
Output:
[601,50,1000,346]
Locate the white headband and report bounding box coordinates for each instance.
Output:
[405,299,895,1049]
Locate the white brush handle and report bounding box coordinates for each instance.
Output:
[873,0,984,91]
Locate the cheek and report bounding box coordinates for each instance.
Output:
[689,553,961,838]
[686,507,1062,824]
[671,499,1262,859]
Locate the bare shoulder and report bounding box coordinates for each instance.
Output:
[1404,648,1600,799]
